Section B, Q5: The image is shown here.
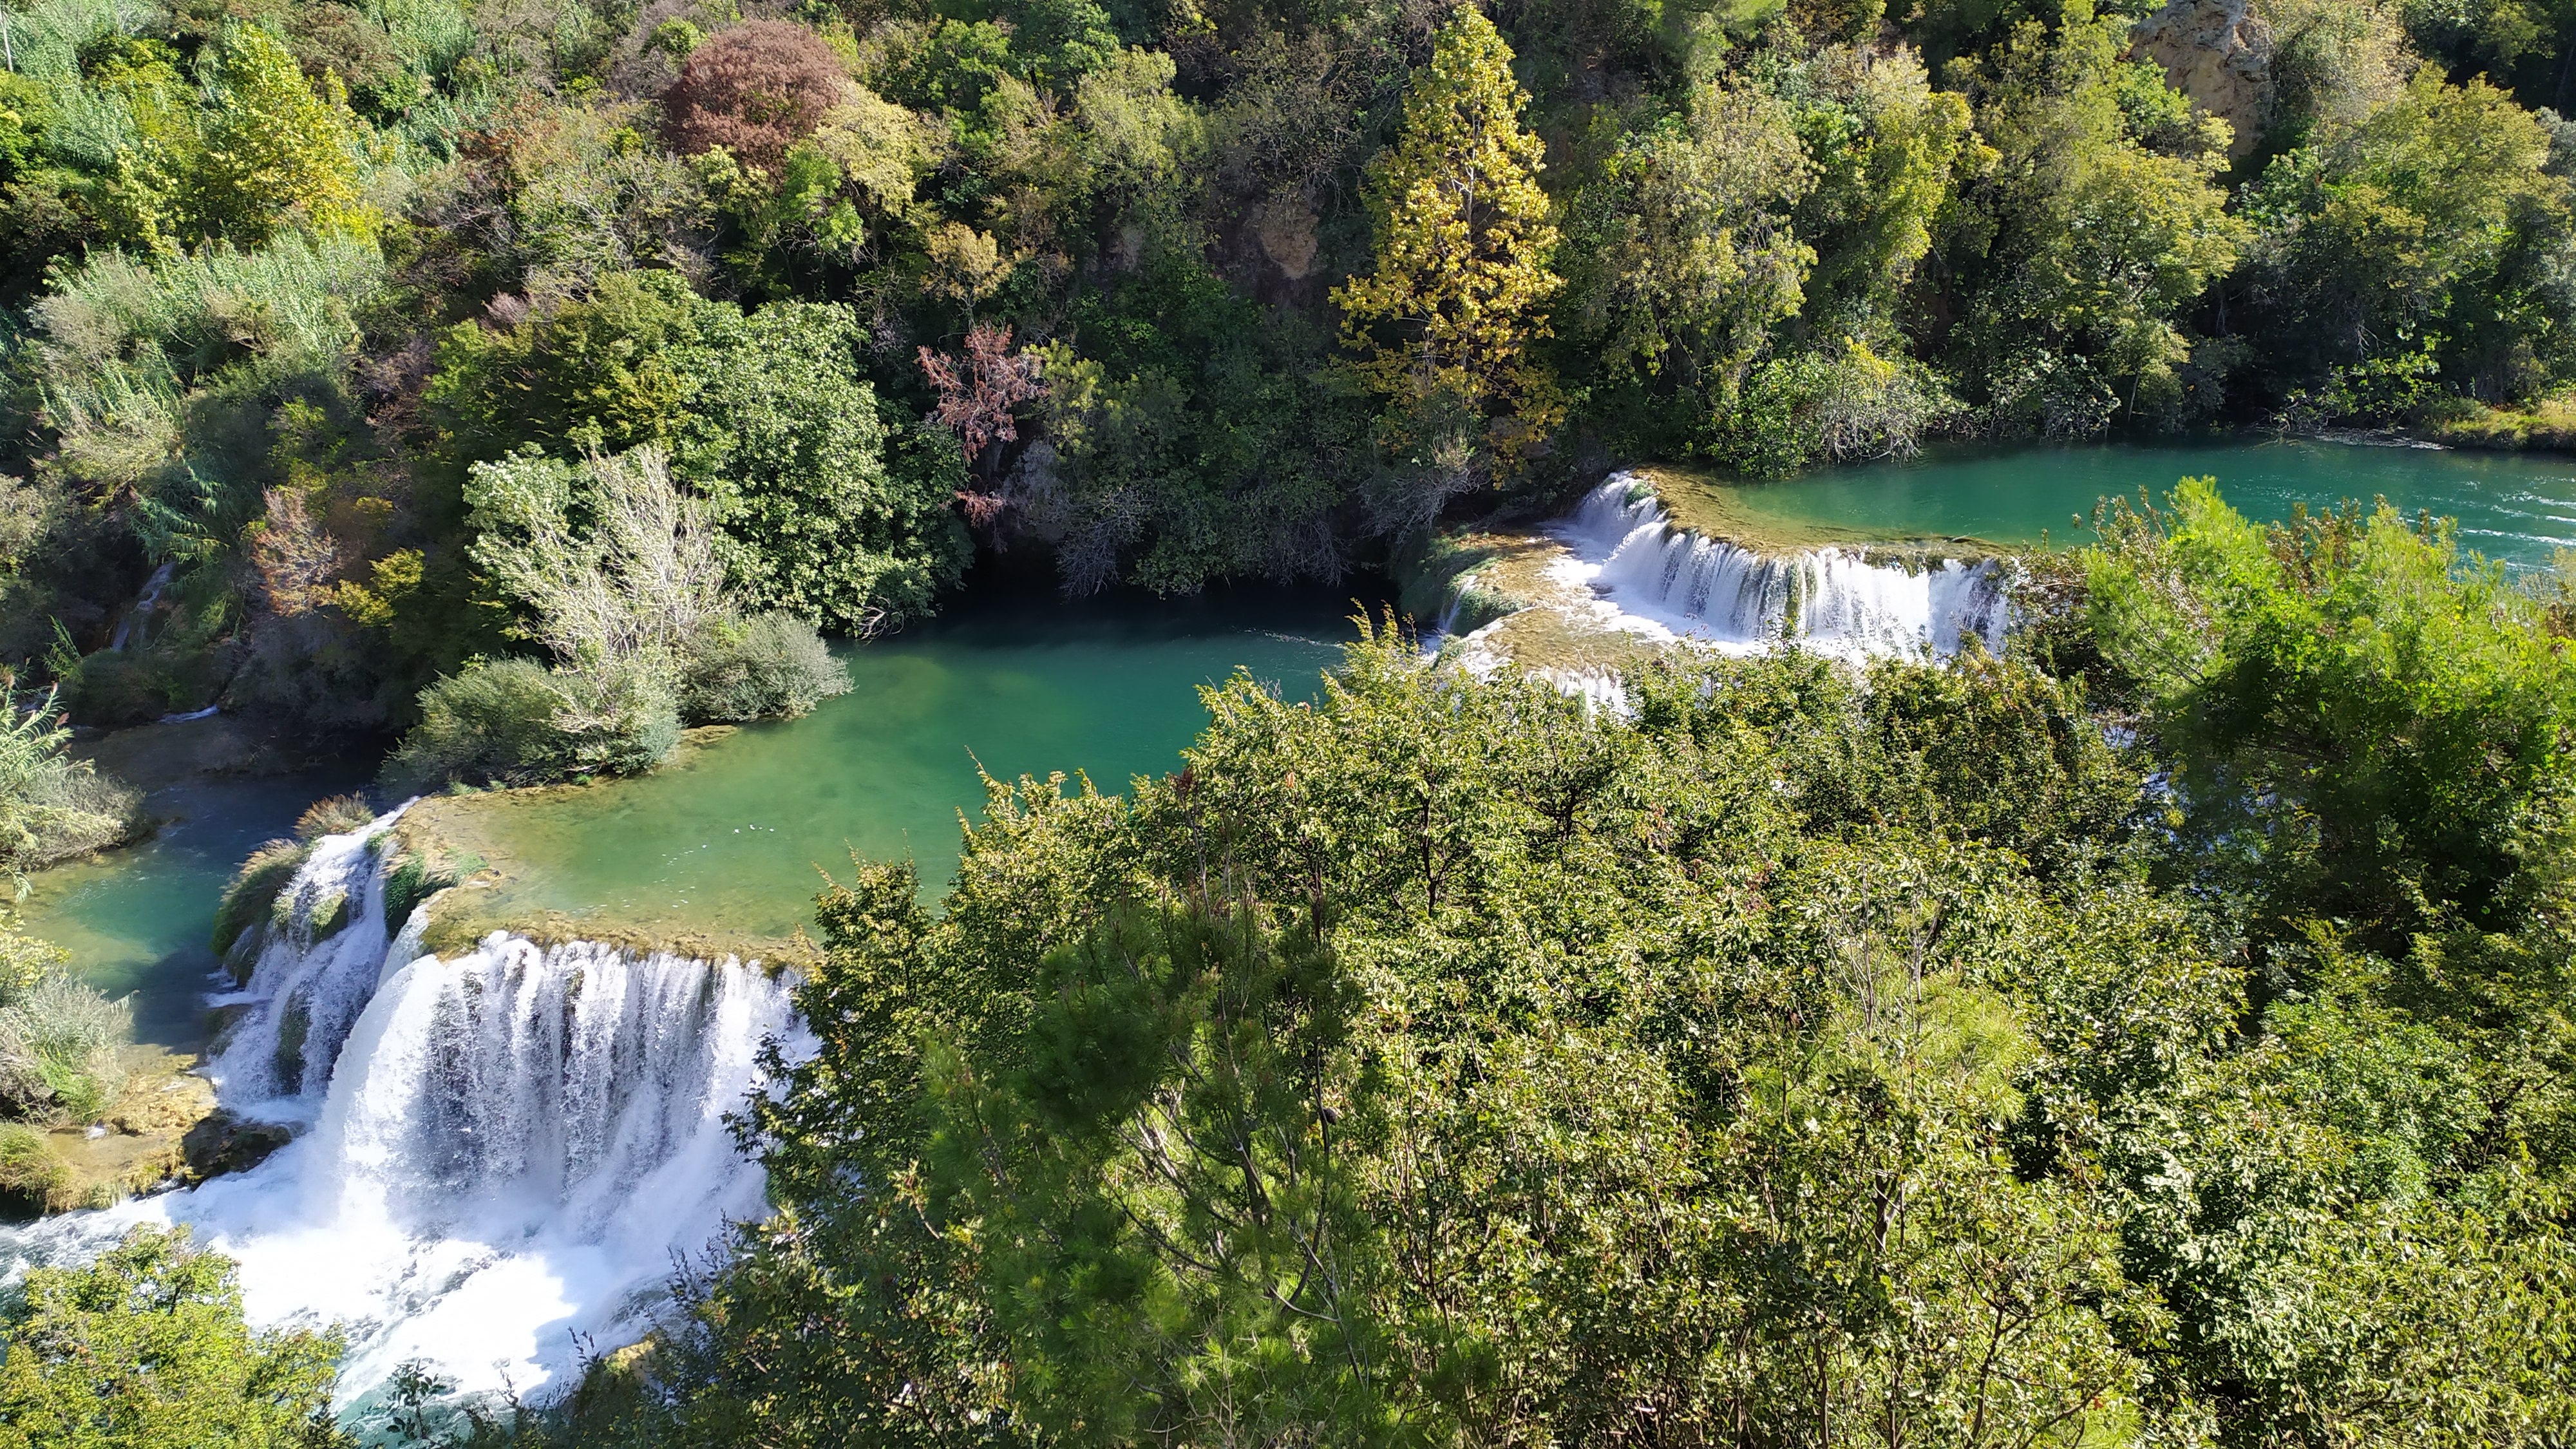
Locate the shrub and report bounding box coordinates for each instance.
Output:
[57,648,200,728]
[0,1122,67,1217]
[386,658,574,787]
[0,691,138,878]
[381,849,482,934]
[0,916,67,997]
[660,21,853,171]
[1710,340,1957,475]
[0,965,129,1124]
[292,793,375,842]
[388,656,679,789]
[677,612,852,723]
[211,839,308,961]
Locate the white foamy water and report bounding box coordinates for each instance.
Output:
[4,813,803,1408]
[1542,474,2011,657]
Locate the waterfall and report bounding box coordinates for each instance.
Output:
[1548,475,2011,658]
[206,811,413,1114]
[5,815,804,1408]
[109,560,175,652]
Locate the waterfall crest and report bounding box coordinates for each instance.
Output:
[1549,475,2011,657]
[10,815,804,1406]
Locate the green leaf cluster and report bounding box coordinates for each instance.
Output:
[0,1226,349,1448]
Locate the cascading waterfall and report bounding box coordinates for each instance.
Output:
[206,811,414,1113]
[4,815,804,1408]
[1548,474,2011,656]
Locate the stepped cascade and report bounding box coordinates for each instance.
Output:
[5,813,804,1405]
[1551,475,2013,656]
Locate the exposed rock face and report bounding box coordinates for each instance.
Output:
[1251,196,1319,280]
[2131,0,2273,156]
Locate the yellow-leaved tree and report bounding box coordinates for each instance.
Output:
[191,27,377,245]
[1333,8,1563,468]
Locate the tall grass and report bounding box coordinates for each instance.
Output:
[0,690,138,878]
[35,234,390,388]
[0,965,128,1124]
[0,0,162,85]
[211,838,307,963]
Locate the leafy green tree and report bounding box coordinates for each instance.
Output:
[2081,477,2576,945]
[1943,12,2245,433]
[0,1226,349,1448]
[676,303,969,632]
[1334,8,1564,463]
[431,276,968,632]
[2240,66,2575,414]
[1788,46,1987,343]
[1560,80,1815,402]
[591,629,2207,1445]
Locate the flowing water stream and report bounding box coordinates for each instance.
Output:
[8,439,2576,1419]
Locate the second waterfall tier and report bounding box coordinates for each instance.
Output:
[1551,475,2012,657]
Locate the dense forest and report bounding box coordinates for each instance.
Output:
[2,0,2576,1440]
[14,484,2573,1446]
[0,0,2561,764]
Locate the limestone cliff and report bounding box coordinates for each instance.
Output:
[2132,0,2274,157]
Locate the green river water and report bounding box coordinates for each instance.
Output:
[1708,437,2576,567]
[24,438,2576,1019]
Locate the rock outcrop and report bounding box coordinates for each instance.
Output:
[2131,0,2273,156]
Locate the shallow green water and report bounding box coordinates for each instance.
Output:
[436,584,1358,942]
[1718,438,2576,567]
[18,769,367,1046]
[28,438,2576,1007]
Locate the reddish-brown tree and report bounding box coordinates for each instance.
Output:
[920,324,1048,524]
[659,20,852,173]
[920,323,1046,468]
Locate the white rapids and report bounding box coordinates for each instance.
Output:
[1546,473,2012,658]
[3,810,804,1407]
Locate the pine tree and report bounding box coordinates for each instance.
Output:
[1333,8,1564,458]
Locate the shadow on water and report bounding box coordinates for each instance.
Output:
[19,768,370,1049]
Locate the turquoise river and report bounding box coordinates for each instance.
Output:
[24,437,2576,1020]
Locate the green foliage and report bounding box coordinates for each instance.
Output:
[293,793,375,842]
[595,631,2189,1444]
[212,838,309,961]
[1334,9,1564,475]
[676,302,967,632]
[2082,476,2576,944]
[388,655,678,790]
[381,846,480,933]
[0,1121,68,1216]
[0,688,136,880]
[0,961,127,1125]
[2240,66,2576,413]
[676,612,849,724]
[1941,10,2246,434]
[1558,79,1814,401]
[0,1226,350,1448]
[1709,335,1958,472]
[189,26,378,248]
[0,0,2565,717]
[565,522,2576,1444]
[431,278,967,632]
